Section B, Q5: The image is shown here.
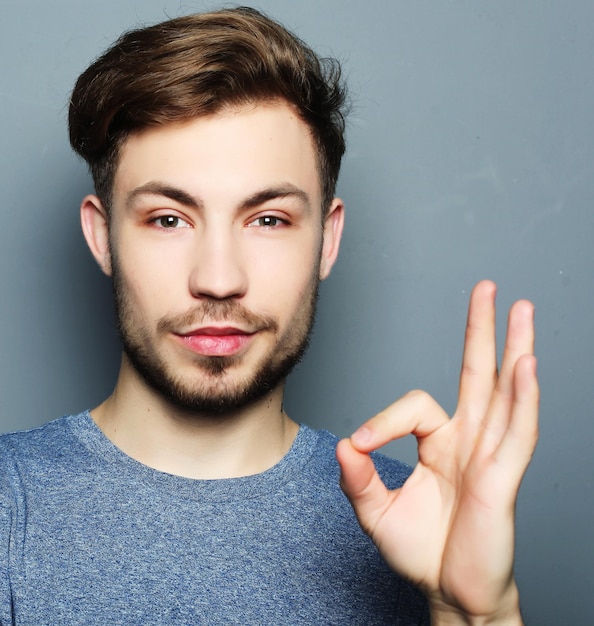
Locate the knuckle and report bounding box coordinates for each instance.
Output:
[404,388,434,407]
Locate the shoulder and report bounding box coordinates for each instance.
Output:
[0,413,84,459]
[293,426,428,622]
[0,413,90,501]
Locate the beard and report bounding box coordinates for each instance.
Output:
[111,259,319,415]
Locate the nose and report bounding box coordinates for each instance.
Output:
[188,225,248,300]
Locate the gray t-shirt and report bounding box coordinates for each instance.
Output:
[0,412,428,624]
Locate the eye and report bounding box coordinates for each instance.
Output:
[153,215,191,229]
[248,215,287,228]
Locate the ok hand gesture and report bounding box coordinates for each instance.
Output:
[337,280,539,625]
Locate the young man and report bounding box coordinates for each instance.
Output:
[0,7,538,624]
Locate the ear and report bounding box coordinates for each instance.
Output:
[319,197,345,280]
[80,195,112,276]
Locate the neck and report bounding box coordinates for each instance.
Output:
[91,355,299,479]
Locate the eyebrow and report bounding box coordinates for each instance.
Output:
[126,182,201,209]
[125,181,312,213]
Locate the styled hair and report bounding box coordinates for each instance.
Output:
[68,6,347,213]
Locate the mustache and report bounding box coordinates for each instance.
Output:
[156,299,278,334]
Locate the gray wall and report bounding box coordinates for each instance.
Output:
[1,1,592,623]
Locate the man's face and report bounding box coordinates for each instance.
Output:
[95,102,342,414]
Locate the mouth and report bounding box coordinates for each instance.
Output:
[175,326,256,357]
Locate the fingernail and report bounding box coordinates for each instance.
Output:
[351,426,372,446]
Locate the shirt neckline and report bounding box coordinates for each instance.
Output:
[69,410,319,503]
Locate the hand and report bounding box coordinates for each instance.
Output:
[336,280,539,625]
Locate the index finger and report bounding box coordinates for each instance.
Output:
[348,389,449,454]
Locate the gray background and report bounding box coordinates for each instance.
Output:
[1,1,592,623]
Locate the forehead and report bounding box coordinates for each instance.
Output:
[113,102,322,209]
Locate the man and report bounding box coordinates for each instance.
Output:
[0,7,538,624]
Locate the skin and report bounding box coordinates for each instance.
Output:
[81,101,344,479]
[337,281,539,624]
[81,100,539,623]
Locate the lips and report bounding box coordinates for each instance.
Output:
[176,326,255,357]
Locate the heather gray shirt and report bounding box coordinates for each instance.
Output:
[0,412,428,624]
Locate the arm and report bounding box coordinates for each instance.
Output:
[337,280,539,625]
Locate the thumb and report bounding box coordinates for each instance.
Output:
[336,438,392,532]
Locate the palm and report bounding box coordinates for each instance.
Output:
[337,281,539,621]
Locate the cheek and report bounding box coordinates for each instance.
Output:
[263,258,319,320]
[251,240,320,294]
[115,247,182,319]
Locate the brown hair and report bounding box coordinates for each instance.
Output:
[68,6,347,213]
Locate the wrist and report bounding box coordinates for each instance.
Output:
[428,584,523,626]
[429,610,523,626]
